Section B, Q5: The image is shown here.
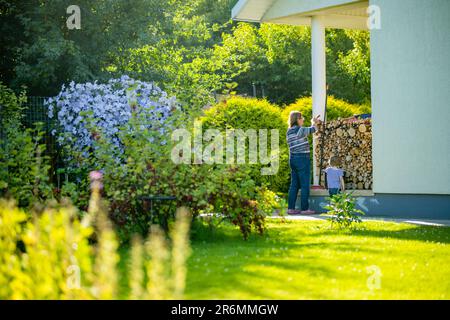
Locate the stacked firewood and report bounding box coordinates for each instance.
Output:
[315,117,373,190]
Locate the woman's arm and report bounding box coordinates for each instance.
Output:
[297,115,322,138]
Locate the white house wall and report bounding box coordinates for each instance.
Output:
[370,0,450,195]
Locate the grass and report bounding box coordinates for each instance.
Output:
[119,218,450,300]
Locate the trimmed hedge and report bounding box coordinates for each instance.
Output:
[200,97,289,193]
[281,96,371,126]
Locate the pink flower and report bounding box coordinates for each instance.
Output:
[89,171,103,181]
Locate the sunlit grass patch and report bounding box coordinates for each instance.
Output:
[169,219,449,299]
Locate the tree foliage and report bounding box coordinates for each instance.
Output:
[1,0,371,106]
[1,0,167,96]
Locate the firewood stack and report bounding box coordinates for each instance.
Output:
[315,117,373,190]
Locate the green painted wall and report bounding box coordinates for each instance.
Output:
[370,0,450,194]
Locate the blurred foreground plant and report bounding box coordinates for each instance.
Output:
[0,172,191,300]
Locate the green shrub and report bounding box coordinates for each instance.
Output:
[200,96,289,193]
[0,83,52,207]
[0,82,26,126]
[105,121,277,241]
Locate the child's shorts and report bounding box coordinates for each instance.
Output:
[328,188,341,196]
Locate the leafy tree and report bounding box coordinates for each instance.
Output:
[325,29,370,104]
[108,0,230,111]
[0,1,26,86]
[211,23,312,105]
[211,23,371,106]
[3,0,168,96]
[2,0,371,106]
[336,30,371,104]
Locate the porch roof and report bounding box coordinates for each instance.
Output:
[231,0,369,30]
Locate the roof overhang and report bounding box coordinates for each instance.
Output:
[232,0,369,30]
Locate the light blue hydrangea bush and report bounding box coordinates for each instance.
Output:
[46,75,178,159]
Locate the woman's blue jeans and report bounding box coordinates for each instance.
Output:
[288,153,311,211]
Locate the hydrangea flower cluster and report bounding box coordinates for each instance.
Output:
[46,76,178,157]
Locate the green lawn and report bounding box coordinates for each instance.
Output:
[120,218,450,299]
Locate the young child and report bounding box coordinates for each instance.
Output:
[324,156,345,196]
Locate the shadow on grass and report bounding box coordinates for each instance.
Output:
[192,217,450,244]
[314,224,450,244]
[185,220,384,299]
[188,259,337,299]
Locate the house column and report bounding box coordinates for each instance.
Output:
[311,15,326,186]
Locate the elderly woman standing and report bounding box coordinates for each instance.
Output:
[286,111,321,215]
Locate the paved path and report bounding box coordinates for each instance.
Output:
[200,213,450,227]
[269,214,450,227]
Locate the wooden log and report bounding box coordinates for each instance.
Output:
[348,127,356,137]
[359,124,367,133]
